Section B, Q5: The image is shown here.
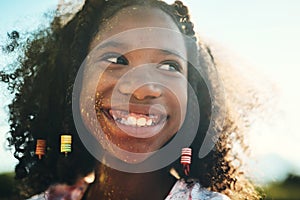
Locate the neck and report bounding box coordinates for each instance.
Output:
[85,163,176,200]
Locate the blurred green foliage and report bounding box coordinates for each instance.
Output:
[0,172,20,200]
[262,174,300,200]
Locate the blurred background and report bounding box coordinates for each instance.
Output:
[0,0,299,199]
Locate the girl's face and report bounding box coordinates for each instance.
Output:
[80,6,188,163]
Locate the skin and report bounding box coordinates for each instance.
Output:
[80,6,188,199]
[81,6,188,163]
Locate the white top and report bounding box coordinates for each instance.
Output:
[28,179,230,200]
[165,179,230,200]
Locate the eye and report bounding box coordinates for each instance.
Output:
[158,61,182,72]
[102,53,128,65]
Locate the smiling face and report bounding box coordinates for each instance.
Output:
[80,6,188,163]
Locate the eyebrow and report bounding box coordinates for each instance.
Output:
[159,49,186,61]
[95,41,186,60]
[95,41,127,50]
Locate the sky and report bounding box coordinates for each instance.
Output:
[180,0,300,184]
[0,0,300,185]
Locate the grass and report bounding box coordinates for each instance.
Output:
[261,174,300,200]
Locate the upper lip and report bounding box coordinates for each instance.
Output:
[102,103,167,116]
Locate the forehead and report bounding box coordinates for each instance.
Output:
[89,6,186,56]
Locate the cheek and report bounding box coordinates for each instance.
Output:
[79,71,108,125]
[171,79,188,116]
[95,70,122,93]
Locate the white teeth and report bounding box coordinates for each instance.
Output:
[121,118,127,125]
[146,119,152,126]
[137,118,146,127]
[127,116,137,126]
[111,111,160,127]
[112,115,155,127]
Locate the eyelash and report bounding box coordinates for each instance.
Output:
[101,53,182,72]
[102,53,129,65]
[158,61,182,72]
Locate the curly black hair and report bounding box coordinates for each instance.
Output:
[1,0,260,199]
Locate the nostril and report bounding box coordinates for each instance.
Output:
[133,85,162,100]
[118,82,162,100]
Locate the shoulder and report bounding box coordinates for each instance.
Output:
[26,192,48,200]
[165,179,230,200]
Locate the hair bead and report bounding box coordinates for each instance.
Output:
[60,135,72,156]
[180,147,192,176]
[35,139,46,159]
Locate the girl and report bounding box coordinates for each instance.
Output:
[1,0,259,199]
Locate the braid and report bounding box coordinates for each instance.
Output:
[172,0,196,39]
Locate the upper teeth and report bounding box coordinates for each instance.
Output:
[118,116,153,127]
[110,110,163,127]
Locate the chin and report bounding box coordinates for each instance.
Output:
[104,141,156,164]
[117,152,154,164]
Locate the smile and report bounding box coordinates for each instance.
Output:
[109,109,164,127]
[99,106,168,138]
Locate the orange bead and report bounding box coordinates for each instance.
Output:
[35,139,46,159]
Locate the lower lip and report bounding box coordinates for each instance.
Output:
[114,120,166,138]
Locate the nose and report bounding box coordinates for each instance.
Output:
[119,82,162,100]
